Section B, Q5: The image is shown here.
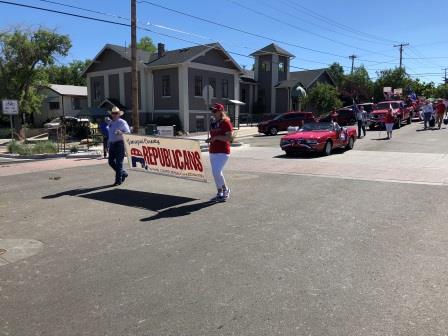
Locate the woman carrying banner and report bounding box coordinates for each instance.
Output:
[108,106,131,186]
[207,103,233,202]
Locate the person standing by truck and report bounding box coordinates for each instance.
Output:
[384,108,395,140]
[356,105,368,138]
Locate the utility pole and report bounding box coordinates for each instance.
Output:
[443,68,447,84]
[349,54,357,74]
[131,0,139,134]
[393,43,409,69]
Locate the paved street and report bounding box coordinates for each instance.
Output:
[1,120,448,335]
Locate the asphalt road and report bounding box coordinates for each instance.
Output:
[1,120,448,336]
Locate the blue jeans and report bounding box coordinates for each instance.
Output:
[423,113,432,129]
[108,141,127,184]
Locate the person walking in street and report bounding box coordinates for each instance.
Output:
[356,105,367,138]
[384,107,395,140]
[107,106,130,186]
[435,99,446,129]
[99,117,111,158]
[422,100,434,130]
[207,103,233,202]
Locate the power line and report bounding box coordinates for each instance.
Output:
[255,0,391,46]
[226,0,395,58]
[280,0,399,45]
[138,0,350,59]
[0,0,313,72]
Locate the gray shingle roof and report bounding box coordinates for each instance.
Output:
[48,84,87,96]
[145,44,216,67]
[289,68,333,89]
[250,43,294,57]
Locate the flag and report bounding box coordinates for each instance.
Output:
[406,86,417,101]
[352,98,359,114]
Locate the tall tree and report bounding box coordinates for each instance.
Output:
[327,62,345,87]
[44,59,91,86]
[304,83,342,116]
[373,67,411,101]
[0,27,71,125]
[134,36,156,53]
[340,65,373,103]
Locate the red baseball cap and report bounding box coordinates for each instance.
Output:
[209,103,224,112]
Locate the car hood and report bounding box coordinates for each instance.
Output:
[371,109,389,114]
[282,130,332,140]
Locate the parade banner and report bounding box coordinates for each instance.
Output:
[123,134,207,182]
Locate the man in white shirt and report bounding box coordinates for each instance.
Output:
[421,100,434,130]
[356,105,368,138]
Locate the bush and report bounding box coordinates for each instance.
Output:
[7,140,57,155]
[70,145,78,153]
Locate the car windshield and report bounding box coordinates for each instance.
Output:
[49,118,60,123]
[300,122,333,131]
[273,114,284,120]
[360,104,373,112]
[376,103,390,110]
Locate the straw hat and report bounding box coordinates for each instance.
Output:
[109,106,124,116]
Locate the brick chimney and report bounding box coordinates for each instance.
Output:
[158,43,165,58]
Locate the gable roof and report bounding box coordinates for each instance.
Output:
[250,43,294,57]
[289,68,335,89]
[83,43,242,74]
[47,84,87,96]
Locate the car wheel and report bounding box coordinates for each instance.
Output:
[269,127,278,136]
[285,150,294,157]
[323,140,332,156]
[369,125,376,131]
[345,136,354,150]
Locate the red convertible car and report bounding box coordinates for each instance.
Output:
[280,122,357,156]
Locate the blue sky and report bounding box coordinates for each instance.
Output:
[1,0,448,84]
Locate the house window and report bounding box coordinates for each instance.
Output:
[49,101,60,110]
[222,79,229,98]
[261,61,270,72]
[72,97,82,110]
[241,88,247,102]
[278,62,285,72]
[209,78,216,97]
[194,76,203,96]
[162,75,171,97]
[93,81,102,101]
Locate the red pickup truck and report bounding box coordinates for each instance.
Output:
[369,100,412,130]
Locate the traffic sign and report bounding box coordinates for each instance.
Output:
[2,100,19,115]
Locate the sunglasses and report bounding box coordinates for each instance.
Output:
[111,112,120,115]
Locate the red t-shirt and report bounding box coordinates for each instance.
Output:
[436,103,446,115]
[209,119,233,154]
[384,111,394,124]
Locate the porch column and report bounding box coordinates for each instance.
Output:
[147,70,154,120]
[86,75,92,108]
[104,74,109,99]
[178,64,189,132]
[119,72,125,107]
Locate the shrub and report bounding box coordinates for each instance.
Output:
[70,145,78,153]
[7,140,57,155]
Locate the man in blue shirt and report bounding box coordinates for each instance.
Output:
[107,106,131,186]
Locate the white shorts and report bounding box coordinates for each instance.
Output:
[385,123,394,132]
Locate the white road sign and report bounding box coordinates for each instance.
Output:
[2,100,19,115]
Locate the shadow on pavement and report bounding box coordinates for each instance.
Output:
[371,137,390,141]
[140,200,217,222]
[43,186,197,212]
[42,185,112,199]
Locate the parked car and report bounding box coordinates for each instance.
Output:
[358,102,375,113]
[279,122,357,156]
[369,100,412,130]
[44,116,90,129]
[319,107,356,126]
[257,112,317,136]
